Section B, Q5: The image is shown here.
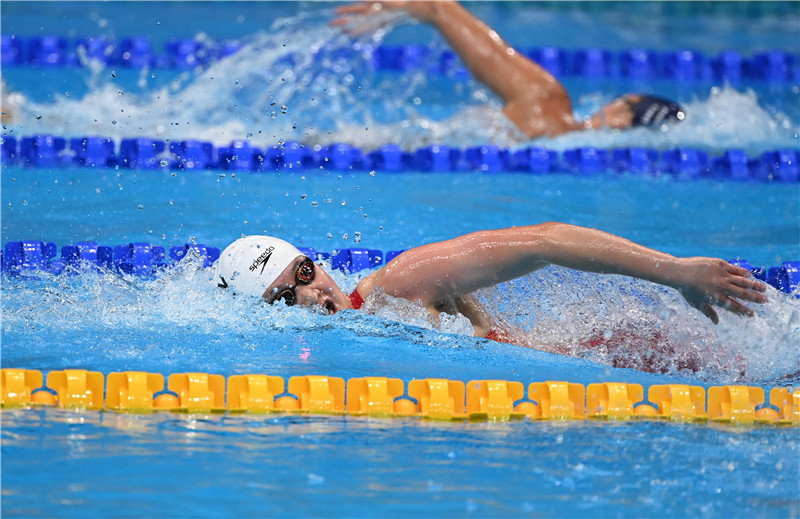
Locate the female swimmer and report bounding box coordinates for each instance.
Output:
[216,223,768,344]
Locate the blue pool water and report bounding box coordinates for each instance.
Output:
[2,2,800,518]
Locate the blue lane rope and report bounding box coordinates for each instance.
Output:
[2,35,798,83]
[2,135,798,182]
[2,240,799,297]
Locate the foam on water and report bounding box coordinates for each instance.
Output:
[6,13,798,154]
[3,254,797,384]
[550,86,799,153]
[476,267,800,383]
[1,253,342,335]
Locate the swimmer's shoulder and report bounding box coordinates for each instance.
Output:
[354,247,412,301]
[354,267,384,301]
[355,247,410,300]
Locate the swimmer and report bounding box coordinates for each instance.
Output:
[332,1,685,138]
[1,79,24,125]
[216,224,768,346]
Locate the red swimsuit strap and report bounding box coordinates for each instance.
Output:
[486,328,513,344]
[349,289,365,310]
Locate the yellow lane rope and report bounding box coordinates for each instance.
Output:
[1,368,798,425]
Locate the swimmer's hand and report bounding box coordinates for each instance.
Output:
[674,258,768,324]
[332,1,442,35]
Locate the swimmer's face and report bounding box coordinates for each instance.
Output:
[600,95,638,129]
[583,95,637,131]
[263,256,353,314]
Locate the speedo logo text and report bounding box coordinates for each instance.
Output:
[249,246,275,274]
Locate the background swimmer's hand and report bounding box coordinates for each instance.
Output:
[332,1,442,35]
[675,258,768,324]
[1,79,24,125]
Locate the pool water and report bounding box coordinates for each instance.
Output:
[2,409,796,518]
[2,2,800,518]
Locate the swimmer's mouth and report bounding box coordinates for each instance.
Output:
[324,300,337,315]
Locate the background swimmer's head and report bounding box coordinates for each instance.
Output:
[588,94,686,130]
[216,235,303,298]
[626,94,686,127]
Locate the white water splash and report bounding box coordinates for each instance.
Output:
[360,286,474,337]
[552,86,799,153]
[476,267,800,383]
[0,252,357,336]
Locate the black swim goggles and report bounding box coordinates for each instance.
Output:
[269,256,315,306]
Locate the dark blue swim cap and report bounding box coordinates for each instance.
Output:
[631,95,685,127]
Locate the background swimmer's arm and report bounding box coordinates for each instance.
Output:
[374,222,768,323]
[333,1,578,137]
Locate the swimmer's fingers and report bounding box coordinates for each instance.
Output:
[683,290,748,324]
[680,258,767,323]
[332,2,379,25]
[728,275,768,303]
[681,290,720,324]
[332,1,406,26]
[334,1,410,15]
[716,294,755,318]
[699,303,719,325]
[694,295,750,324]
[334,3,373,15]
[711,261,768,309]
[332,8,412,36]
[725,283,768,305]
[726,263,755,278]
[334,2,393,14]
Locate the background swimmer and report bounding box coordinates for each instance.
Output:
[333,1,685,138]
[1,79,25,125]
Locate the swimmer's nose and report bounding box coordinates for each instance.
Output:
[296,285,337,314]
[296,284,333,308]
[294,285,320,307]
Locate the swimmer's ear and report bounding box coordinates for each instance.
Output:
[217,276,229,289]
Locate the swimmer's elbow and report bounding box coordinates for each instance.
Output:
[525,222,578,259]
[534,221,569,232]
[465,222,567,247]
[523,222,573,242]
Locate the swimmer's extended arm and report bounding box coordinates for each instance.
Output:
[369,222,768,323]
[333,1,578,137]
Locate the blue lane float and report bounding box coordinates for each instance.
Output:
[2,35,798,82]
[1,241,220,278]
[2,135,798,182]
[2,240,799,298]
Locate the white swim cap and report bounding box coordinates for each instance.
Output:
[216,235,303,297]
